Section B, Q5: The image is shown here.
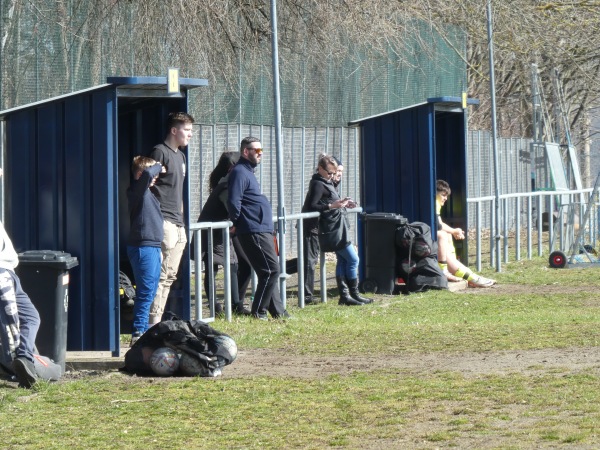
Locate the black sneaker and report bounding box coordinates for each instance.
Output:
[253,312,268,321]
[234,306,252,316]
[130,331,141,347]
[274,311,293,320]
[11,357,38,388]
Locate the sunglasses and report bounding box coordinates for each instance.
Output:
[321,167,335,176]
[246,147,263,155]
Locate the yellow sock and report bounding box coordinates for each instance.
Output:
[438,262,448,272]
[454,267,477,282]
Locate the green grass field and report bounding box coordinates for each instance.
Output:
[2,256,600,449]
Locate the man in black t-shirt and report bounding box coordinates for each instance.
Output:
[148,112,194,325]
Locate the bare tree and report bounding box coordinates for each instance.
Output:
[3,0,600,177]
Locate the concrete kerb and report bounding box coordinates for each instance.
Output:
[65,350,125,372]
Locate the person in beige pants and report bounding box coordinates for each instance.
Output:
[148,112,194,324]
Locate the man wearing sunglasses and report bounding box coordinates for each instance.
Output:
[227,137,290,320]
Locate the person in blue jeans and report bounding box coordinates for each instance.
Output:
[330,157,371,304]
[127,156,164,344]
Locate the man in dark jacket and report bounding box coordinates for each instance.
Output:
[227,137,290,320]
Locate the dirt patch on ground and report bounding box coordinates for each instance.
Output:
[66,278,600,382]
[61,345,600,382]
[221,346,600,379]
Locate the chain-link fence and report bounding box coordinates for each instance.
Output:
[2,1,569,247]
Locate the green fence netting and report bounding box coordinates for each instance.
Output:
[0,1,466,127]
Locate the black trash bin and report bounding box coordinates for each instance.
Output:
[362,213,407,294]
[15,250,79,371]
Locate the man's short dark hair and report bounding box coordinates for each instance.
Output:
[166,112,194,130]
[436,179,451,196]
[240,136,260,152]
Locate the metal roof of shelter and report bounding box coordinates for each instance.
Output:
[348,96,479,125]
[0,77,208,118]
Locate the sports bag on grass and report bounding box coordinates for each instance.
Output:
[124,313,236,377]
[396,221,446,293]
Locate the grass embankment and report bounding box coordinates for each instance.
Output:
[2,257,600,448]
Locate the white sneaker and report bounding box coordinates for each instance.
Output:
[468,276,496,288]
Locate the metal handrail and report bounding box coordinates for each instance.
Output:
[190,207,362,322]
[467,187,596,270]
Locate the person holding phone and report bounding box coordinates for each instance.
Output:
[303,154,372,306]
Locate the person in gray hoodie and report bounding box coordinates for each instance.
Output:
[0,220,62,388]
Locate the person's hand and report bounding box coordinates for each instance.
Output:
[230,226,236,235]
[331,198,349,209]
[452,228,465,240]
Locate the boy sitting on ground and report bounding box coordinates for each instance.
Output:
[436,179,496,288]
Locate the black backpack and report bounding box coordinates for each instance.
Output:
[119,271,135,301]
[395,221,437,259]
[395,222,447,293]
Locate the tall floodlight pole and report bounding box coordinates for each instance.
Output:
[270,0,288,305]
[487,0,502,272]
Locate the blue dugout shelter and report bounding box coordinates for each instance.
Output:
[0,76,207,355]
[349,96,478,282]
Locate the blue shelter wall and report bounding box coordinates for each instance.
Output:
[1,79,198,354]
[4,87,120,352]
[358,103,437,228]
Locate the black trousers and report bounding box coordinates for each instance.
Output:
[237,232,286,317]
[303,232,320,301]
[232,235,252,303]
[203,262,243,309]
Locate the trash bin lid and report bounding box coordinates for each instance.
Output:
[364,213,407,224]
[18,250,79,270]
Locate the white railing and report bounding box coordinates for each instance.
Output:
[189,220,233,322]
[190,207,362,322]
[467,187,596,271]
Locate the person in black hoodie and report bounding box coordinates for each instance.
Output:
[303,154,372,306]
[126,156,164,344]
[300,164,326,305]
[197,152,252,316]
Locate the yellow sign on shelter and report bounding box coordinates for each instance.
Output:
[168,68,180,94]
